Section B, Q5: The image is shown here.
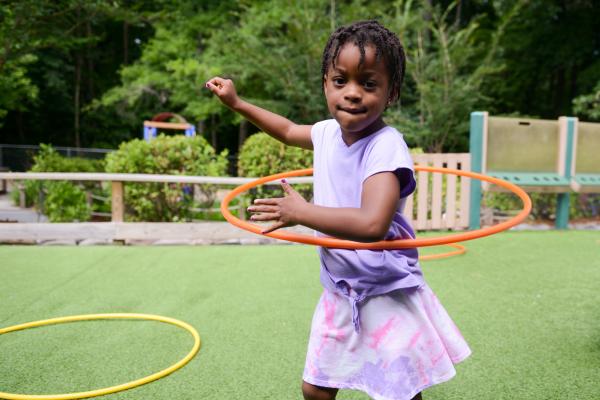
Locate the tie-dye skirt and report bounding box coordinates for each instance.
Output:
[303,284,471,400]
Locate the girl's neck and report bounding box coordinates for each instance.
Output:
[340,117,387,146]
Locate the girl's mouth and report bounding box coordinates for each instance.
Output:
[338,106,367,114]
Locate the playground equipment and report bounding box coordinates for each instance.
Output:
[220,167,531,250]
[0,313,200,400]
[469,112,600,229]
[571,121,600,193]
[143,112,196,141]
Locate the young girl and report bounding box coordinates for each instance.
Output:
[206,20,470,400]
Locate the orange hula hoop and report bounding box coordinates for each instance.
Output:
[220,166,531,250]
[419,243,466,261]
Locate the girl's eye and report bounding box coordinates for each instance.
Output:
[364,81,377,89]
[333,77,346,86]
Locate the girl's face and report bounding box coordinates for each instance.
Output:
[323,43,391,142]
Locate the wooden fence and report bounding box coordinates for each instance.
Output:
[407,153,471,230]
[0,153,472,241]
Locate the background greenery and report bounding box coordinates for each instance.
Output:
[1,0,599,154]
[104,134,228,221]
[2,0,599,223]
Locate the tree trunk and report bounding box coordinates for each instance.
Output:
[86,21,95,100]
[74,6,82,149]
[16,111,24,144]
[210,114,217,149]
[238,119,248,151]
[123,21,129,65]
[554,67,565,116]
[74,52,82,148]
[423,0,433,46]
[454,0,463,28]
[330,0,336,32]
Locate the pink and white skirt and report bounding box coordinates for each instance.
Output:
[303,284,471,400]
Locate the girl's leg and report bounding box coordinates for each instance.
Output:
[302,381,421,400]
[302,381,338,400]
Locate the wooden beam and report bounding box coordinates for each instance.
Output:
[111,181,124,222]
[0,172,313,186]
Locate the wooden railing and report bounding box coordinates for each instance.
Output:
[0,172,312,222]
[0,153,472,232]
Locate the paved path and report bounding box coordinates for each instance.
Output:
[0,192,47,223]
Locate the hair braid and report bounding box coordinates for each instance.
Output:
[321,20,406,103]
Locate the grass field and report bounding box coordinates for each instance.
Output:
[1,231,599,399]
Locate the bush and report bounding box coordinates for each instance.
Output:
[483,192,600,222]
[105,134,229,222]
[237,132,313,202]
[11,144,105,221]
[44,181,92,222]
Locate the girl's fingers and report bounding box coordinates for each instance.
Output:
[205,77,226,92]
[206,76,224,86]
[247,204,277,213]
[281,179,292,195]
[262,221,286,234]
[252,198,280,205]
[249,212,280,222]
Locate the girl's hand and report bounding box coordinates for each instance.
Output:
[247,180,307,234]
[205,77,240,109]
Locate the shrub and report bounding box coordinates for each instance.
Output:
[483,192,600,222]
[43,181,92,222]
[237,132,313,202]
[12,144,105,221]
[105,134,229,222]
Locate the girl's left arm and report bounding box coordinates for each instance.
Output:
[248,171,400,242]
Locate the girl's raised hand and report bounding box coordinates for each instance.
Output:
[247,180,307,234]
[205,77,239,109]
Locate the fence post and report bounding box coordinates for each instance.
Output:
[469,111,486,229]
[111,181,124,222]
[555,116,577,229]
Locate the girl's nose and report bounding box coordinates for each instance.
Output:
[344,83,362,102]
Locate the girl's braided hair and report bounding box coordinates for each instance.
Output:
[321,20,406,103]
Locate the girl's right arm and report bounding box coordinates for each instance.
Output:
[205,77,313,150]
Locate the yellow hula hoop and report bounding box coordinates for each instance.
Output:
[0,313,201,400]
[220,166,532,250]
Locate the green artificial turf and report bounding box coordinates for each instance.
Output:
[1,231,599,399]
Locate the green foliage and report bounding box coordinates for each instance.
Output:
[29,144,105,173]
[484,192,600,222]
[573,81,600,121]
[3,0,600,152]
[43,181,92,222]
[238,132,312,200]
[382,1,516,152]
[12,144,105,221]
[87,0,245,147]
[481,0,600,119]
[105,134,229,221]
[205,0,331,124]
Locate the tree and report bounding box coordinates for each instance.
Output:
[0,0,157,146]
[573,81,600,121]
[380,1,518,152]
[481,0,600,119]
